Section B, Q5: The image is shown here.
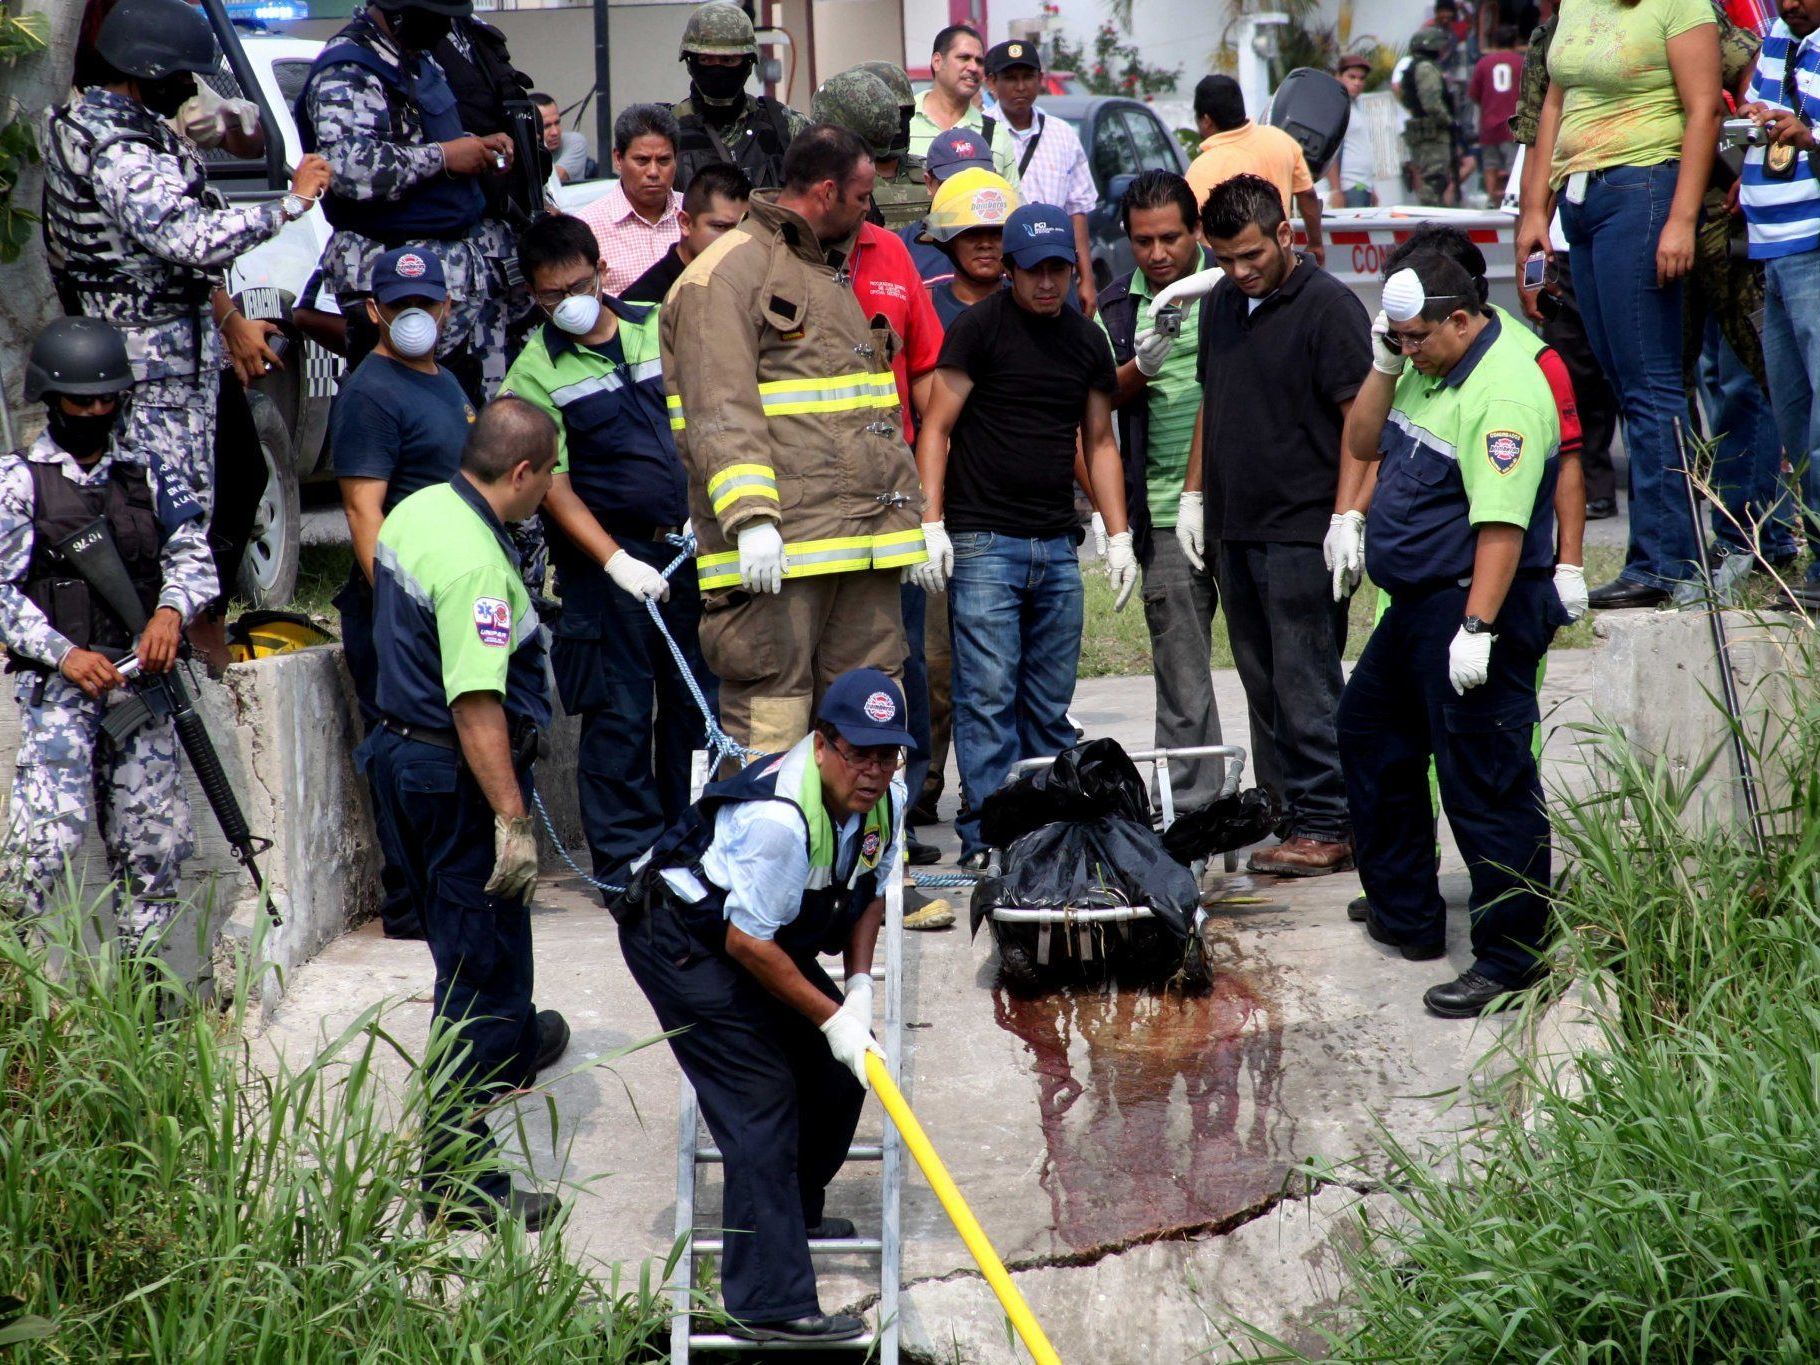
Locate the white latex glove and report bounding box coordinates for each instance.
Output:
[218,97,262,141]
[484,814,539,902]
[1151,266,1225,312]
[1447,625,1494,696]
[1089,510,1108,557]
[1134,326,1175,378]
[820,997,885,1089]
[843,971,874,1022]
[736,521,786,594]
[1175,491,1205,571]
[1554,563,1588,622]
[911,520,952,594]
[1324,510,1365,602]
[1106,529,1138,612]
[605,548,671,603]
[175,82,226,146]
[1370,309,1406,377]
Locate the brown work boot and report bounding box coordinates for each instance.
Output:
[1247,836,1354,877]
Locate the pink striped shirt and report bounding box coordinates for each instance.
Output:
[577,181,686,296]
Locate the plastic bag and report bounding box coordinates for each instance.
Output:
[1160,788,1279,866]
[969,814,1199,940]
[977,738,1152,850]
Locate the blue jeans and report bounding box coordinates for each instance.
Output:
[1763,251,1820,583]
[947,532,1083,857]
[1561,162,1698,587]
[1700,315,1797,560]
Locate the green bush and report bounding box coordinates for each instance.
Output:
[0,907,679,1361]
[1217,635,1820,1361]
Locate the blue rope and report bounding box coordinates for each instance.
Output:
[527,531,972,893]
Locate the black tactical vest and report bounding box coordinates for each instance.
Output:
[674,97,793,193]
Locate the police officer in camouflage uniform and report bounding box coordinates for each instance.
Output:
[0,320,217,948]
[297,0,516,406]
[1397,26,1456,206]
[811,67,930,231]
[43,0,328,659]
[671,1,809,194]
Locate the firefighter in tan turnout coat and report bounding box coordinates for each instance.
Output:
[660,124,926,753]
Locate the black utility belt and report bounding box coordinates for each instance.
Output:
[379,714,542,767]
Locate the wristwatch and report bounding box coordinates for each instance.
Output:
[280,192,308,221]
[1461,615,1495,635]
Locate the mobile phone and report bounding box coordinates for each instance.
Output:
[1152,303,1183,338]
[1522,252,1548,291]
[265,333,290,361]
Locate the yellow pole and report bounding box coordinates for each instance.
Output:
[866,1052,1062,1365]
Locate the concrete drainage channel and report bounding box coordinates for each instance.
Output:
[13,611,1803,1359]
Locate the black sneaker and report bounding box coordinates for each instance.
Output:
[532,1009,570,1075]
[805,1216,857,1239]
[1585,497,1617,520]
[906,834,941,866]
[1424,969,1526,1018]
[433,1187,560,1233]
[1346,893,1370,923]
[727,1313,867,1343]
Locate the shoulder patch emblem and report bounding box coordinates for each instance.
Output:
[861,829,882,865]
[473,596,512,647]
[1486,429,1523,475]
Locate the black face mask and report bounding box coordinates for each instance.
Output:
[47,407,120,461]
[386,8,455,53]
[897,108,913,154]
[138,72,197,118]
[688,56,754,105]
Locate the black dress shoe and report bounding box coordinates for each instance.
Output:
[433,1187,560,1233]
[1584,497,1617,520]
[532,1009,570,1075]
[1364,909,1445,961]
[1587,579,1671,610]
[1347,893,1370,923]
[1424,969,1524,1018]
[727,1312,867,1343]
[805,1215,857,1239]
[906,835,941,866]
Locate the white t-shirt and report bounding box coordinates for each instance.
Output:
[1337,100,1374,189]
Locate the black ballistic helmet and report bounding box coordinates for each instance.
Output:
[96,0,219,80]
[25,318,136,403]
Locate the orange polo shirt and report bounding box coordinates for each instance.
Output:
[1184,121,1315,216]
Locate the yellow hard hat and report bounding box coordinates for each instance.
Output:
[921,169,1020,243]
[225,610,337,663]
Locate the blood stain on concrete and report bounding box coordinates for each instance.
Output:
[992,949,1289,1254]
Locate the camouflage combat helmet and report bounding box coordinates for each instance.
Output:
[679,1,757,60]
[1408,25,1450,57]
[811,68,900,160]
[857,60,915,111]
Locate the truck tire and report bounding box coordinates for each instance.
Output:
[238,389,301,608]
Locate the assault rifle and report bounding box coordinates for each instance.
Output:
[51,518,277,922]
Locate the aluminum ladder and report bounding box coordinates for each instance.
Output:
[669,875,906,1360]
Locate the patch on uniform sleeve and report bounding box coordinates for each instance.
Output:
[861,830,882,866]
[1485,429,1524,475]
[473,597,512,647]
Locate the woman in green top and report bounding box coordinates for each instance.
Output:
[1514,0,1720,606]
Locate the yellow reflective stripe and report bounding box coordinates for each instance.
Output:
[706,462,781,514]
[696,534,923,588]
[756,371,900,418]
[696,548,742,590]
[870,527,928,568]
[666,394,686,431]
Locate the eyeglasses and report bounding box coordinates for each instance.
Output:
[831,737,905,774]
[532,272,600,311]
[1385,325,1442,353]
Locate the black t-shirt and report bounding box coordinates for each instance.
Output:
[1196,255,1371,544]
[329,354,475,512]
[623,245,686,305]
[938,290,1117,538]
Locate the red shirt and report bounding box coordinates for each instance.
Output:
[1535,346,1582,460]
[1468,51,1524,145]
[848,221,943,443]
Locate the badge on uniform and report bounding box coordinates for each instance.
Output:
[861,829,882,867]
[473,596,512,646]
[1486,429,1524,475]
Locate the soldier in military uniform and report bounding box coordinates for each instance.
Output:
[0,320,217,949]
[43,0,328,665]
[671,1,809,194]
[297,0,517,406]
[1397,26,1457,206]
[811,67,930,231]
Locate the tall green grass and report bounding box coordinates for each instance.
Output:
[0,906,680,1361]
[1214,634,1820,1362]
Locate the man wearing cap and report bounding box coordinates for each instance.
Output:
[921,168,1020,324]
[1185,74,1325,265]
[908,25,1025,189]
[610,667,911,1345]
[332,245,477,939]
[1329,54,1378,207]
[1333,252,1565,1019]
[912,203,1137,867]
[985,39,1098,314]
[902,127,1003,282]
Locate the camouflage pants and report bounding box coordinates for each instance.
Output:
[121,373,219,519]
[1683,200,1767,395]
[1406,137,1453,206]
[3,674,193,948]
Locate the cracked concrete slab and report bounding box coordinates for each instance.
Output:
[256,655,1598,1359]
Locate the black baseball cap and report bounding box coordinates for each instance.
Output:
[985,39,1042,75]
[818,669,916,749]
